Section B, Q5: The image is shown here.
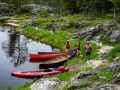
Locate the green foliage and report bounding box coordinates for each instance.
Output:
[35,17,54,25]
[63,81,92,90]
[61,0,112,13]
[42,74,50,78]
[100,34,112,45]
[20,5,31,13]
[66,57,84,64]
[115,15,120,23]
[62,0,79,13]
[51,13,112,33]
[103,13,114,19]
[24,26,70,50]
[4,81,31,90]
[92,13,113,19]
[94,64,115,82]
[0,0,116,15]
[107,44,120,62]
[22,82,31,88]
[68,81,92,90]
[97,70,115,81]
[108,0,120,3]
[3,87,13,90]
[32,77,38,83]
[62,85,68,90]
[39,9,49,17]
[77,81,92,88]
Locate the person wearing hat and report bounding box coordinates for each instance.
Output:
[85,42,92,61]
[65,40,70,52]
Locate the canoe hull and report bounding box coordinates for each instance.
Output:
[29,53,66,60]
[11,67,68,77]
[38,52,66,54]
[39,50,76,69]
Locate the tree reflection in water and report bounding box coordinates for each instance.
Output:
[2,27,29,68]
[13,46,28,68]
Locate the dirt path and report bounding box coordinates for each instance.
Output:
[86,45,113,69]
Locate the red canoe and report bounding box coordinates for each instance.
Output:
[38,51,66,54]
[11,66,68,77]
[29,53,66,60]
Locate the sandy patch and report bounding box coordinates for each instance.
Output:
[6,23,20,26]
[86,59,105,69]
[98,46,113,54]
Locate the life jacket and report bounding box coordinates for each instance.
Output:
[85,45,91,52]
[85,45,91,50]
[58,66,65,72]
[66,43,70,47]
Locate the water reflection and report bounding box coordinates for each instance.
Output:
[2,28,29,68]
[1,25,59,68]
[0,25,55,90]
[12,46,28,68]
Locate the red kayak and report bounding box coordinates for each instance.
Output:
[11,66,68,77]
[29,53,66,60]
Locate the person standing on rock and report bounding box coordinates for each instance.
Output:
[65,40,70,52]
[85,42,92,61]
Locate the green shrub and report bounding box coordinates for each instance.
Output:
[67,81,92,90]
[100,34,112,45]
[40,9,49,17]
[35,18,52,25]
[115,15,120,23]
[74,81,91,89]
[107,44,120,62]
[20,5,31,13]
[104,14,114,19]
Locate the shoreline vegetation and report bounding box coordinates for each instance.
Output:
[3,13,120,90]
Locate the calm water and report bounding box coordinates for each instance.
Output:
[0,26,54,89]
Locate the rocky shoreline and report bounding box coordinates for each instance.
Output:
[30,45,120,90]
[30,40,120,90]
[24,20,120,90]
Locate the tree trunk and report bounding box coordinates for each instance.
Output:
[114,3,116,17]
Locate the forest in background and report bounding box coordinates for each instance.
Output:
[0,0,120,16]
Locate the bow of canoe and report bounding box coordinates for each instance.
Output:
[39,49,77,68]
